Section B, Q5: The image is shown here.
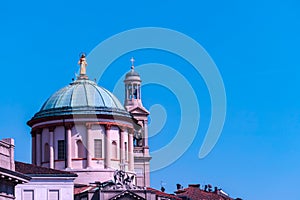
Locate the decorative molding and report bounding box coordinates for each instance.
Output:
[72,158,87,161]
[92,158,104,160]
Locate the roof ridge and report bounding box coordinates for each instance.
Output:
[15,161,77,177]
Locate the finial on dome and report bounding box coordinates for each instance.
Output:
[130,57,135,70]
[78,53,88,80]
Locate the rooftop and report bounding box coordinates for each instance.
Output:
[15,161,77,177]
[175,184,234,200]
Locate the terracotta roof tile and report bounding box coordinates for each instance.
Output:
[175,185,234,200]
[74,185,96,195]
[147,187,182,200]
[15,161,77,177]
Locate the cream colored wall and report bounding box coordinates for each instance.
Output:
[15,177,75,200]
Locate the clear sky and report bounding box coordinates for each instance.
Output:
[0,1,300,199]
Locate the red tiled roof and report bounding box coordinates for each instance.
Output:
[74,185,96,195]
[147,187,182,200]
[15,161,77,177]
[175,185,234,200]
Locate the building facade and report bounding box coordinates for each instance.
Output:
[27,54,151,188]
[15,161,77,200]
[24,55,239,200]
[0,138,30,200]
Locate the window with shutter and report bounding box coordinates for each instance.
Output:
[23,190,34,200]
[48,190,59,200]
[94,139,102,158]
[58,140,65,160]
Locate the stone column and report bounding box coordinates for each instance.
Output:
[86,124,92,168]
[36,130,41,166]
[31,131,36,165]
[143,121,149,155]
[128,129,134,171]
[119,127,125,170]
[105,124,112,169]
[49,127,55,169]
[66,125,72,169]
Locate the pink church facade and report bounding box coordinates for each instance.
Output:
[27,55,151,188]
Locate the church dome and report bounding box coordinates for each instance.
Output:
[30,79,130,120]
[125,69,140,78]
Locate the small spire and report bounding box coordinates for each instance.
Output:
[78,53,88,80]
[130,57,135,70]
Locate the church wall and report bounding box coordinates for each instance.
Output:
[53,126,65,170]
[123,130,129,171]
[88,124,105,168]
[71,125,86,169]
[110,126,120,169]
[89,125,104,157]
[71,126,79,159]
[72,124,87,157]
[15,177,75,200]
[41,128,49,164]
[72,170,116,185]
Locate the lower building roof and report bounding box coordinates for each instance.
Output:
[15,161,77,178]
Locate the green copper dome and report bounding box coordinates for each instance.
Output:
[31,79,130,120]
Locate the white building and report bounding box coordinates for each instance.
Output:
[0,138,30,200]
[15,161,77,200]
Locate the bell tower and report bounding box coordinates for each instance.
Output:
[124,58,151,187]
[124,57,143,108]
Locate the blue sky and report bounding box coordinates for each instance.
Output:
[1,0,300,199]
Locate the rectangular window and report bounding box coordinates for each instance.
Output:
[94,139,102,158]
[23,190,34,200]
[48,190,59,200]
[58,140,65,160]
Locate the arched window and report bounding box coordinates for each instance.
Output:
[77,140,86,158]
[112,141,118,159]
[44,143,50,162]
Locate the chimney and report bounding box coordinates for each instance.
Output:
[208,184,212,192]
[176,184,182,190]
[214,187,219,194]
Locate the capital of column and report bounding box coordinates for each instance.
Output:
[35,129,42,135]
[119,126,127,133]
[65,124,73,130]
[31,130,36,137]
[105,124,112,131]
[86,123,92,130]
[128,128,134,135]
[48,126,56,132]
